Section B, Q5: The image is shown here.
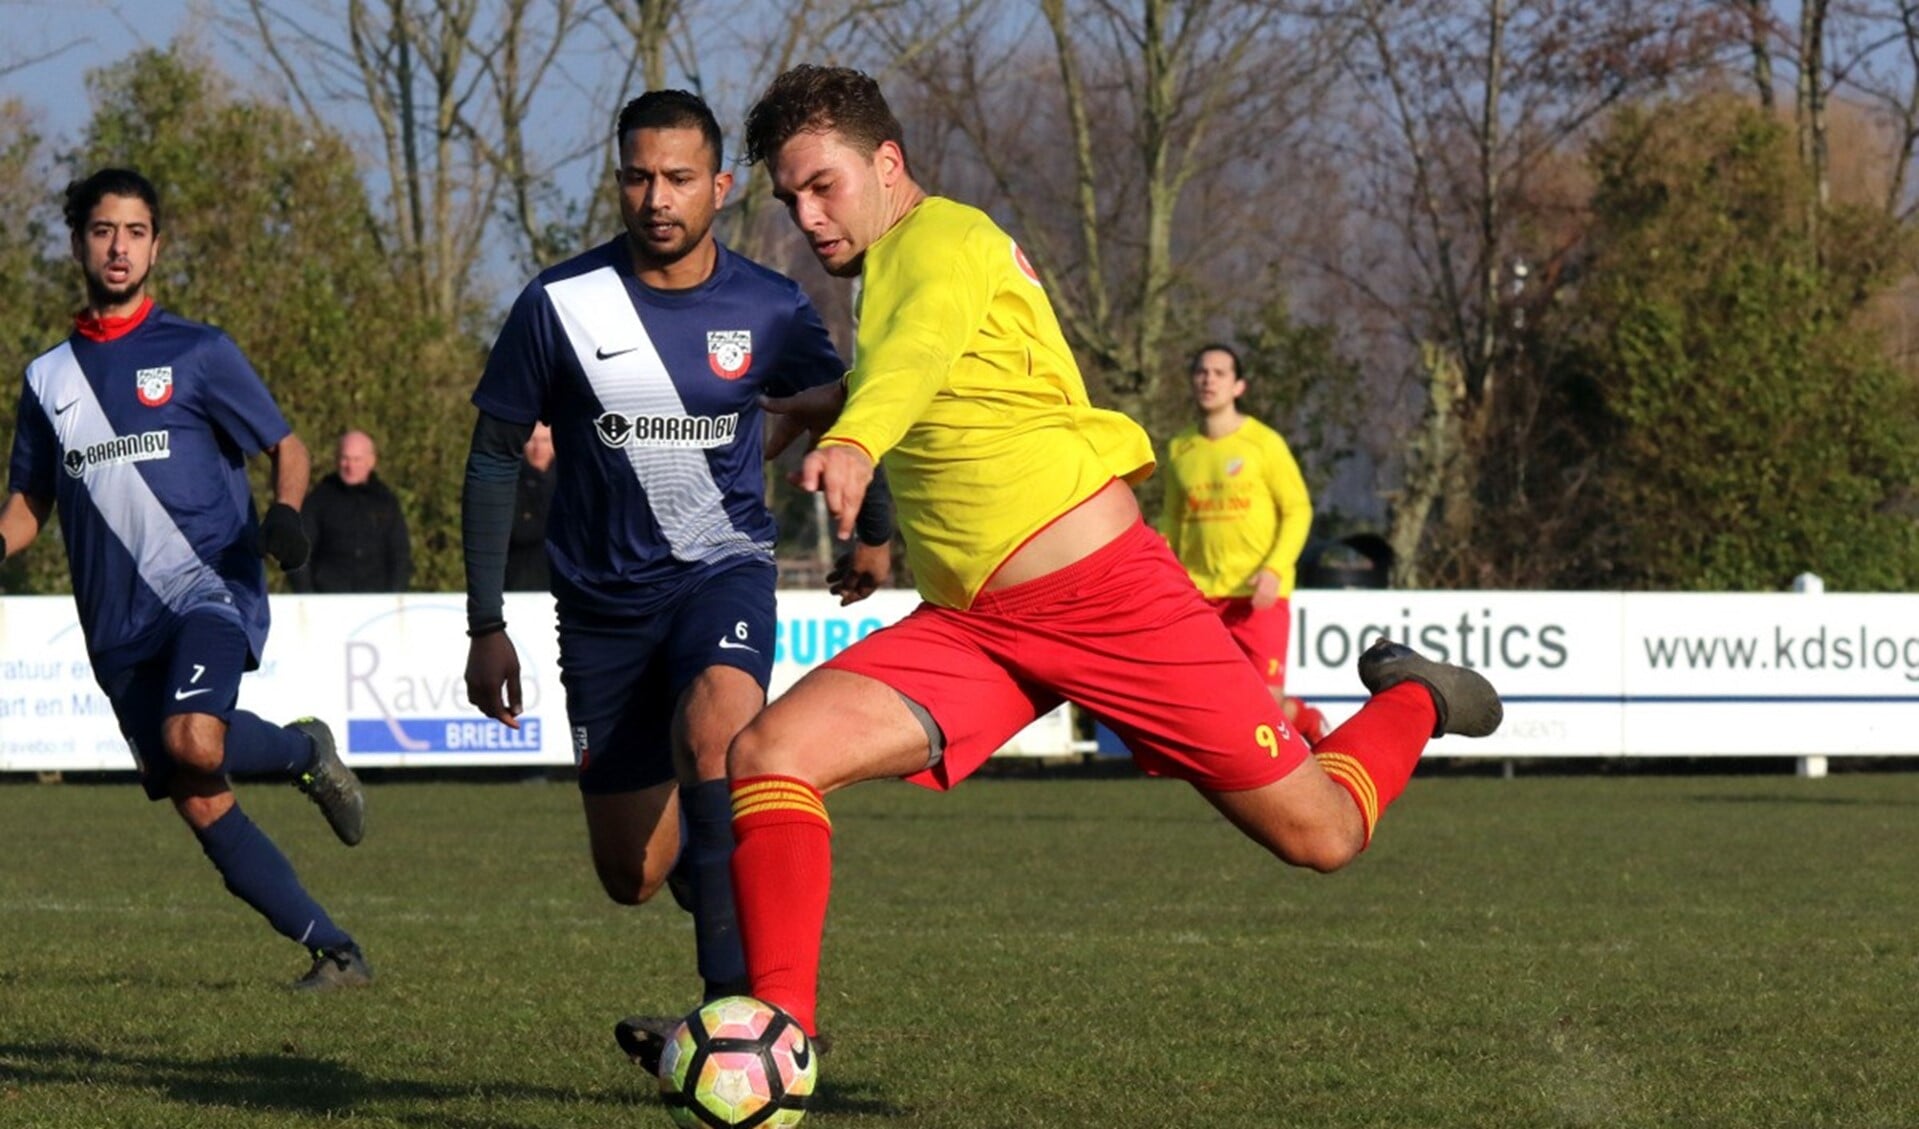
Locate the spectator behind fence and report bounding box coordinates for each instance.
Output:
[505,422,556,592]
[289,429,412,593]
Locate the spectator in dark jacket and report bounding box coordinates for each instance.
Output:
[289,430,411,593]
[505,422,556,591]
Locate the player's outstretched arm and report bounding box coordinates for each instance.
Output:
[462,410,535,728]
[260,434,312,570]
[0,489,52,567]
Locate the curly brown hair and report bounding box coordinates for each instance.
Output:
[64,168,162,236]
[744,65,907,168]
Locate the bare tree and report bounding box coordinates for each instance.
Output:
[600,0,680,91]
[1811,0,1919,222]
[228,0,529,320]
[1798,0,1832,228]
[1324,0,1735,584]
[356,0,491,320]
[0,43,84,82]
[866,0,1342,425]
[1726,0,1780,108]
[459,0,601,268]
[222,0,903,290]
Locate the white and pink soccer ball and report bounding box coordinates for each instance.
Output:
[658,995,817,1129]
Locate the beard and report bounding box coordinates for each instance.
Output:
[83,263,148,310]
[624,216,705,272]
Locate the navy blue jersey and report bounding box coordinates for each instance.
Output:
[8,305,291,671]
[474,238,844,613]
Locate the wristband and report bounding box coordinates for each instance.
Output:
[466,622,506,639]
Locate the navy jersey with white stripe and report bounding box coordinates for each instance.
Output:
[474,238,844,612]
[8,307,291,671]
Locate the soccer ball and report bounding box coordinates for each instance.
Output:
[658,995,817,1129]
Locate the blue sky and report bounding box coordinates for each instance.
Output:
[3,0,215,141]
[0,0,576,302]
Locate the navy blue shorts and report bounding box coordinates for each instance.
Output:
[97,610,253,802]
[559,561,775,795]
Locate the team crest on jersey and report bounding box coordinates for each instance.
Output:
[1226,457,1245,477]
[707,330,752,380]
[1012,241,1042,287]
[134,366,173,407]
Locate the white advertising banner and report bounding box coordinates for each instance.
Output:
[0,589,1071,771]
[1283,590,1919,756]
[1280,591,1626,758]
[3,588,1916,771]
[1616,593,1919,755]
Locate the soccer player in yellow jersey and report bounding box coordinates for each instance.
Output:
[1160,344,1330,744]
[722,64,1504,1045]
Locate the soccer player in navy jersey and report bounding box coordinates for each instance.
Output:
[0,168,372,991]
[460,90,890,1068]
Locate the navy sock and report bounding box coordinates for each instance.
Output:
[195,805,351,951]
[219,712,314,777]
[683,778,747,997]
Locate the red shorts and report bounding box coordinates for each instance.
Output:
[1205,596,1291,689]
[822,521,1310,792]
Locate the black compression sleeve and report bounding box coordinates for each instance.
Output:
[463,411,535,634]
[854,463,895,547]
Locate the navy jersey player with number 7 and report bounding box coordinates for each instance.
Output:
[0,169,372,990]
[461,91,892,1068]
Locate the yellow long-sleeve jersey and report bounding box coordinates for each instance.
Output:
[1156,417,1312,598]
[818,198,1154,609]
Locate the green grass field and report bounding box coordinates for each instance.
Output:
[1,769,1914,1129]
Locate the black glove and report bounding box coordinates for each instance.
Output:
[260,502,310,570]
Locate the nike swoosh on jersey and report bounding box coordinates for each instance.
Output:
[53,399,78,415]
[717,637,759,653]
[595,344,638,360]
[173,687,215,701]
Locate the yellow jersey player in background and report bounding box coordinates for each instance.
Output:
[1159,343,1330,744]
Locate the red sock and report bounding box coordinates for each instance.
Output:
[730,774,833,1036]
[1312,682,1435,848]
